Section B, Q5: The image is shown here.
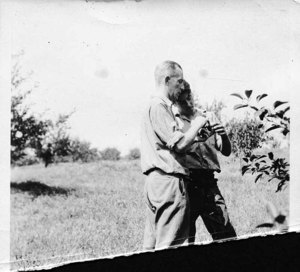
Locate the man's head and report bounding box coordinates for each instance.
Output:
[154,61,184,103]
[175,80,195,118]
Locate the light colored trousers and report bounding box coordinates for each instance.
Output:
[143,170,190,250]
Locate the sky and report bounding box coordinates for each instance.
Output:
[6,0,300,155]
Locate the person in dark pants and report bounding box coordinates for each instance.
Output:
[172,80,236,243]
[43,143,54,168]
[187,170,236,242]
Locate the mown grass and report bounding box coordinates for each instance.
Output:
[11,149,289,270]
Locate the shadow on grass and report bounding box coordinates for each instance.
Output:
[11,180,75,198]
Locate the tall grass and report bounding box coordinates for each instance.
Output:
[11,151,289,270]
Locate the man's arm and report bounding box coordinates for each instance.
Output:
[175,115,208,153]
[150,102,208,153]
[213,124,231,156]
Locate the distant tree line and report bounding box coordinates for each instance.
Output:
[11,52,140,166]
[11,100,141,166]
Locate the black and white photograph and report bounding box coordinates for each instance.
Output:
[1,0,300,270]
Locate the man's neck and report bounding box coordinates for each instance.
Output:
[156,85,169,99]
[154,86,173,107]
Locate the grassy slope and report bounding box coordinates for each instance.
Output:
[11,150,289,270]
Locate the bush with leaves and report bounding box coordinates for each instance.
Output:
[14,154,40,167]
[40,113,74,159]
[70,138,100,163]
[127,148,141,160]
[225,116,267,157]
[100,147,121,161]
[231,90,289,192]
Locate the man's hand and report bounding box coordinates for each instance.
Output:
[211,123,227,136]
[175,114,208,153]
[197,128,210,142]
[191,114,208,129]
[212,123,232,156]
[194,108,207,117]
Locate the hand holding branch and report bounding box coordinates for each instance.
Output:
[211,123,227,136]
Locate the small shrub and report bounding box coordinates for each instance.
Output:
[226,116,267,157]
[70,139,100,163]
[127,148,141,160]
[53,155,73,164]
[100,147,121,161]
[14,155,40,166]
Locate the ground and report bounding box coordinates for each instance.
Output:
[10,149,289,270]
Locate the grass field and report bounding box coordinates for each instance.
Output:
[11,149,289,270]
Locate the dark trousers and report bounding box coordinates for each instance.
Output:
[187,170,236,243]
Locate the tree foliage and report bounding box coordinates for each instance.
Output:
[10,52,111,166]
[226,117,267,157]
[11,53,49,164]
[127,148,141,160]
[231,90,290,192]
[39,113,101,164]
[70,138,100,163]
[100,147,121,161]
[40,113,74,158]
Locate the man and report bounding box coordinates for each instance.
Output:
[173,80,236,243]
[140,61,208,250]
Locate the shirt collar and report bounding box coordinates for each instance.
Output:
[152,94,173,107]
[171,105,191,122]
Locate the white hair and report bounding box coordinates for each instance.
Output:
[154,60,182,86]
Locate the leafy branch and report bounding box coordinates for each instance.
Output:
[231,90,289,192]
[231,90,289,136]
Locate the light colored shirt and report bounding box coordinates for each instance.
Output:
[140,95,189,176]
[172,106,222,172]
